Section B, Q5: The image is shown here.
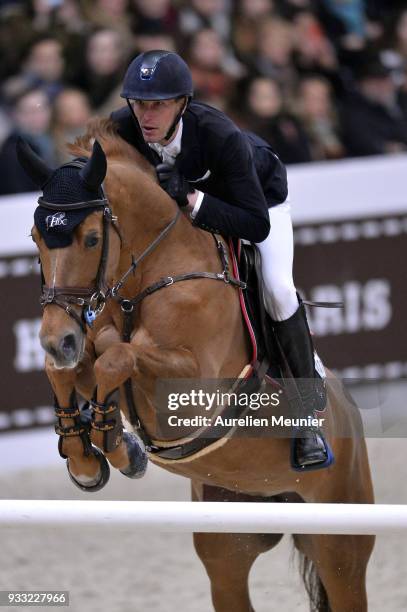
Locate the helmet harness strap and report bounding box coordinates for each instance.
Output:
[164,96,189,141]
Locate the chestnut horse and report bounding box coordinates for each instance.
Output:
[19,121,374,612]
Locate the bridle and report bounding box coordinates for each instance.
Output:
[38,161,121,333]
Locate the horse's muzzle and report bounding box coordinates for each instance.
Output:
[41,331,82,369]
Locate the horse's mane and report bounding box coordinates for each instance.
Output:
[67,117,153,176]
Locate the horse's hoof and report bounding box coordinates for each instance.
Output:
[120,431,148,479]
[67,447,110,492]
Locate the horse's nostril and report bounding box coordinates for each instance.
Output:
[61,333,76,356]
[49,345,58,358]
[40,336,58,358]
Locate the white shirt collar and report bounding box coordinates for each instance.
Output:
[148,120,183,165]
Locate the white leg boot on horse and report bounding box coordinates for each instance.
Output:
[256,202,333,471]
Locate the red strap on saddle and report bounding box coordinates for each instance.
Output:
[228,238,258,366]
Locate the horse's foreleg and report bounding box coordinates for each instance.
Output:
[46,355,110,492]
[89,341,199,476]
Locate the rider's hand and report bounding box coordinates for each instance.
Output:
[156,163,193,208]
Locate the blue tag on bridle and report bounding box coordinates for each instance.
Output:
[84,308,97,327]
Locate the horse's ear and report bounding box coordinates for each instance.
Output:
[16,137,53,188]
[79,140,107,191]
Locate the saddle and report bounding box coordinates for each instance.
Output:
[230,238,328,399]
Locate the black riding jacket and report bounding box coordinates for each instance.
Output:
[111,101,288,243]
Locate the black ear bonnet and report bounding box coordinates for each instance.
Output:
[16,137,108,249]
[34,164,105,249]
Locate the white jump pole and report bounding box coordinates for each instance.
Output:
[1,500,407,535]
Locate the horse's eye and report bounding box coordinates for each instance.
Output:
[85,234,99,248]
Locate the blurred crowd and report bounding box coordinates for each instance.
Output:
[1,0,407,194]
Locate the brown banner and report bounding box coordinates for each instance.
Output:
[0,254,53,432]
[294,213,407,377]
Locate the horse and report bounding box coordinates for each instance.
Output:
[18,120,375,612]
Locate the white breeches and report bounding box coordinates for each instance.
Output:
[255,201,298,322]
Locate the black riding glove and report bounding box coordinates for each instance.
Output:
[156,163,193,208]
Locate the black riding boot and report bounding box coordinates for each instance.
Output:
[272,300,332,470]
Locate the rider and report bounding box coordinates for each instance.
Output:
[111,50,333,471]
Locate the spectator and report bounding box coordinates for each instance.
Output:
[49,1,91,83]
[380,9,407,87]
[238,76,312,163]
[250,17,297,94]
[232,0,274,62]
[317,0,367,52]
[132,21,177,54]
[180,0,243,78]
[0,2,33,81]
[0,87,55,195]
[340,61,407,157]
[296,75,345,159]
[81,0,134,47]
[186,28,238,108]
[292,10,338,75]
[30,0,61,32]
[3,36,65,103]
[129,0,178,35]
[178,0,231,41]
[23,0,89,38]
[276,0,313,18]
[1,0,407,199]
[53,0,89,35]
[72,28,129,115]
[51,88,92,163]
[399,65,407,118]
[236,0,274,21]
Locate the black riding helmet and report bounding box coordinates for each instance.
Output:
[121,50,193,100]
[121,50,193,143]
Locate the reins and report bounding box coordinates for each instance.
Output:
[111,231,247,447]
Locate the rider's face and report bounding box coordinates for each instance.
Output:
[130,98,185,144]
